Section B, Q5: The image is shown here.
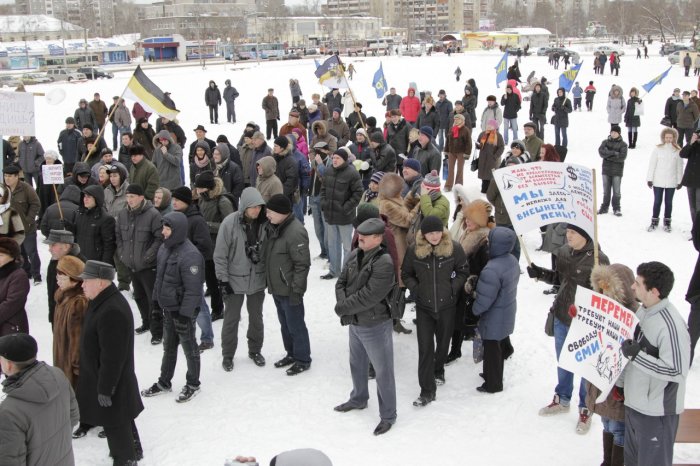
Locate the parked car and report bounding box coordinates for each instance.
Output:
[668,51,684,65]
[594,45,625,56]
[46,68,87,82]
[660,43,692,56]
[21,72,53,84]
[0,75,22,87]
[77,66,114,79]
[537,47,552,56]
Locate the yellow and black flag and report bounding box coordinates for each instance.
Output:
[314,55,350,89]
[123,65,179,120]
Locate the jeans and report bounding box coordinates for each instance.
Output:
[652,187,675,219]
[437,128,446,152]
[416,307,454,396]
[159,311,201,388]
[292,199,304,224]
[554,125,568,147]
[554,317,586,408]
[221,291,265,358]
[196,296,214,344]
[348,320,396,423]
[273,294,311,364]
[325,222,353,277]
[19,231,41,279]
[601,175,622,211]
[111,122,119,149]
[503,118,518,144]
[602,416,626,447]
[687,187,700,221]
[226,103,236,123]
[309,195,328,257]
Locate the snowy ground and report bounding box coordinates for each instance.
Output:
[12,48,700,465]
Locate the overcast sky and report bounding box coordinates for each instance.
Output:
[0,0,307,4]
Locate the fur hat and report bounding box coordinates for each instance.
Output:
[171,186,193,205]
[463,200,494,229]
[56,255,85,281]
[590,263,638,311]
[0,238,21,262]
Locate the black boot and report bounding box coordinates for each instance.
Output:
[663,218,672,232]
[633,131,638,148]
[647,217,659,232]
[628,131,634,149]
[601,431,613,466]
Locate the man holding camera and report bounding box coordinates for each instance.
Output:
[214,187,268,372]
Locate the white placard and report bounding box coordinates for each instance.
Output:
[558,287,639,402]
[42,164,64,185]
[0,91,35,136]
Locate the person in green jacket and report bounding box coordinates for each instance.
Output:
[418,170,450,226]
[127,145,159,201]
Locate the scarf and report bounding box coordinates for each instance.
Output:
[452,125,461,138]
[214,158,228,177]
[365,189,379,203]
[479,130,498,147]
[194,155,211,169]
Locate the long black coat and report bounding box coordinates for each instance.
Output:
[77,284,143,427]
[320,161,363,226]
[680,139,700,188]
[74,186,116,264]
[623,96,641,128]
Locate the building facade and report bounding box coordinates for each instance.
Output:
[0,15,84,42]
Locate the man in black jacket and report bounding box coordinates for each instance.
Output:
[334,218,397,436]
[142,212,205,403]
[272,136,300,202]
[597,125,628,216]
[681,131,700,221]
[78,260,143,465]
[74,184,116,264]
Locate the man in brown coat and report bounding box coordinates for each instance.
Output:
[3,165,41,283]
[89,93,109,131]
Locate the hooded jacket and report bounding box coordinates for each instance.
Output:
[310,120,339,159]
[73,103,97,131]
[274,145,300,200]
[115,198,163,272]
[198,177,234,238]
[0,361,79,466]
[9,180,40,234]
[61,161,99,194]
[223,83,239,106]
[17,137,45,175]
[104,168,129,218]
[57,127,83,165]
[74,184,116,264]
[262,213,310,297]
[40,184,81,236]
[152,130,183,190]
[154,212,205,317]
[473,227,520,340]
[326,116,351,147]
[320,160,364,225]
[133,121,156,160]
[214,187,267,294]
[181,203,212,260]
[647,142,683,188]
[551,89,573,127]
[399,89,421,123]
[256,156,284,202]
[205,81,222,107]
[606,85,626,124]
[190,141,215,188]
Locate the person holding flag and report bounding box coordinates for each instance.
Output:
[551,87,573,148]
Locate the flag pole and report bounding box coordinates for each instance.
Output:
[334,56,367,131]
[83,81,130,163]
[592,167,600,267]
[518,235,533,266]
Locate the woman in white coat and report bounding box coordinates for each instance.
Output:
[646,127,684,232]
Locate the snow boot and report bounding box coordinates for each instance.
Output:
[601,431,613,466]
[647,218,659,232]
[663,218,672,232]
[628,131,634,149]
[610,444,624,466]
[633,131,638,148]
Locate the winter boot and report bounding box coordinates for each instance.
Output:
[633,131,638,148]
[575,407,593,434]
[597,206,609,215]
[663,218,672,232]
[647,218,659,232]
[601,431,613,466]
[610,444,624,466]
[628,131,634,149]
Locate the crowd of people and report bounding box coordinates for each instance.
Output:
[0,57,699,466]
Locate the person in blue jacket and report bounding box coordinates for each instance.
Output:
[571,82,583,112]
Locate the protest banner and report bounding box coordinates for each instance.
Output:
[558,287,639,402]
[492,161,595,239]
[42,164,65,185]
[0,91,35,136]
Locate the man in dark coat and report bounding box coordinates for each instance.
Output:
[40,184,81,237]
[681,131,700,222]
[272,136,300,202]
[412,126,442,176]
[223,80,239,123]
[205,80,222,124]
[77,260,143,465]
[369,132,397,174]
[664,88,682,129]
[688,211,700,364]
[89,93,109,130]
[73,99,97,132]
[529,83,549,139]
[74,184,116,264]
[141,212,205,403]
[57,117,83,176]
[597,125,628,215]
[435,90,453,151]
[334,218,397,436]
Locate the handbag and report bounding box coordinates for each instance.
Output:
[544,309,555,337]
[634,101,644,116]
[470,156,479,172]
[660,116,671,127]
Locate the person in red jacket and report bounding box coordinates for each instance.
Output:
[399,88,421,125]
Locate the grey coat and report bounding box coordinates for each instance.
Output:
[17,137,44,175]
[473,227,520,341]
[151,131,183,190]
[0,361,79,466]
[606,86,626,125]
[73,106,97,131]
[223,85,239,105]
[412,141,442,176]
[115,199,163,272]
[214,187,267,294]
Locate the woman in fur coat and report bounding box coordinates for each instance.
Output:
[0,238,29,337]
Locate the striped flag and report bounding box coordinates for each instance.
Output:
[642,66,672,94]
[123,66,179,120]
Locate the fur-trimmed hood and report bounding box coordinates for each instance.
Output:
[312,119,328,137]
[415,229,453,259]
[452,184,470,205]
[459,226,490,257]
[378,172,404,200]
[463,199,494,229]
[590,263,638,311]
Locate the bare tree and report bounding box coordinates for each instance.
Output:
[638,0,683,43]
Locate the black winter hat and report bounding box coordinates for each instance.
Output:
[610,124,622,134]
[333,149,348,161]
[2,164,20,175]
[266,194,292,214]
[0,333,37,362]
[0,237,21,262]
[126,183,145,196]
[171,186,193,205]
[420,215,444,234]
[195,171,216,190]
[274,136,289,150]
[566,223,591,242]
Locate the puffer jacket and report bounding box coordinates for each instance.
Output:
[399,89,421,123]
[262,213,310,297]
[274,145,300,200]
[412,141,442,176]
[0,361,79,466]
[198,177,234,238]
[335,245,395,326]
[551,92,573,127]
[372,141,397,174]
[205,81,222,107]
[154,212,204,318]
[256,156,283,201]
[598,135,628,177]
[182,203,212,260]
[40,184,81,236]
[17,137,44,175]
[647,143,683,188]
[320,161,363,225]
[214,187,267,294]
[473,227,519,340]
[152,130,183,190]
[115,199,163,272]
[401,229,468,316]
[74,184,116,264]
[606,85,626,124]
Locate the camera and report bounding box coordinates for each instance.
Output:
[246,242,261,264]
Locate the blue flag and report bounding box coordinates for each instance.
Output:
[314,58,321,70]
[642,66,672,94]
[372,62,388,99]
[495,52,508,87]
[558,62,583,93]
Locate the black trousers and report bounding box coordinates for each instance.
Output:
[132,268,157,334]
[204,259,222,315]
[482,339,509,392]
[266,119,278,139]
[103,419,139,465]
[416,307,455,397]
[208,105,218,123]
[688,297,700,366]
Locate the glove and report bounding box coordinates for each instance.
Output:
[526,263,544,280]
[677,184,682,190]
[620,339,641,360]
[568,304,577,319]
[612,386,625,402]
[464,275,478,295]
[289,292,302,306]
[647,181,653,188]
[340,315,354,326]
[218,280,233,298]
[97,394,112,407]
[307,207,312,216]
